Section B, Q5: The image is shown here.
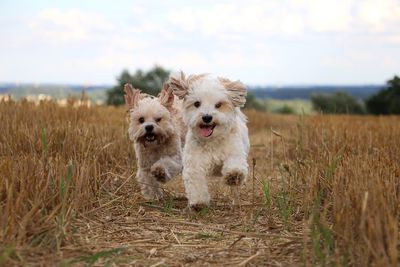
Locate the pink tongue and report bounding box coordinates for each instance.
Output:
[200,126,213,137]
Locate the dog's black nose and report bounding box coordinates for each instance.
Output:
[202,115,213,123]
[145,125,154,132]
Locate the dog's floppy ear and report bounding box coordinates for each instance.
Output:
[159,83,174,109]
[124,83,141,110]
[219,77,247,107]
[168,71,207,99]
[168,71,190,99]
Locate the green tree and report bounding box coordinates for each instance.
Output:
[106,66,170,105]
[245,92,266,111]
[366,75,400,115]
[311,91,365,114]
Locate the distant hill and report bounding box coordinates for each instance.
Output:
[0,83,384,103]
[249,85,383,100]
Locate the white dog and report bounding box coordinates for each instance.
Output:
[124,83,185,200]
[168,72,250,209]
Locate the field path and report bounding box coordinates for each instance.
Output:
[59,125,304,266]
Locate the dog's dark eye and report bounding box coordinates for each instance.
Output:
[215,102,222,109]
[194,101,201,108]
[155,117,162,123]
[138,117,145,124]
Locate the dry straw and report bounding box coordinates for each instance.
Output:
[1,99,399,266]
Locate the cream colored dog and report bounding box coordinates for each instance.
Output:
[168,72,249,209]
[124,83,185,200]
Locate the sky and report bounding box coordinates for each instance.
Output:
[0,0,399,86]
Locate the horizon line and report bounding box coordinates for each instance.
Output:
[0,81,386,88]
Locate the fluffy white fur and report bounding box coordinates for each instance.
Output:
[168,72,250,207]
[124,84,185,200]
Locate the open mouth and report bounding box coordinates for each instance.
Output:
[199,123,216,137]
[144,133,156,142]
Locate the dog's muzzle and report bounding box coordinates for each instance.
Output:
[144,133,156,142]
[141,124,157,142]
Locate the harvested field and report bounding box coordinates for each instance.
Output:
[1,100,399,266]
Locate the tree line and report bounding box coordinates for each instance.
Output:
[106,66,264,110]
[106,66,400,115]
[311,75,400,115]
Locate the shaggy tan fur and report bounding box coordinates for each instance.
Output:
[218,78,247,107]
[168,71,208,99]
[124,83,185,200]
[167,72,250,207]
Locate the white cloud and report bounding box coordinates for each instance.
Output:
[167,0,400,36]
[2,1,399,84]
[167,2,301,36]
[292,0,353,32]
[132,5,147,16]
[28,8,114,44]
[357,0,400,32]
[384,35,400,44]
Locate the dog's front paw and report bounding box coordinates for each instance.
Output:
[151,165,168,183]
[224,170,245,186]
